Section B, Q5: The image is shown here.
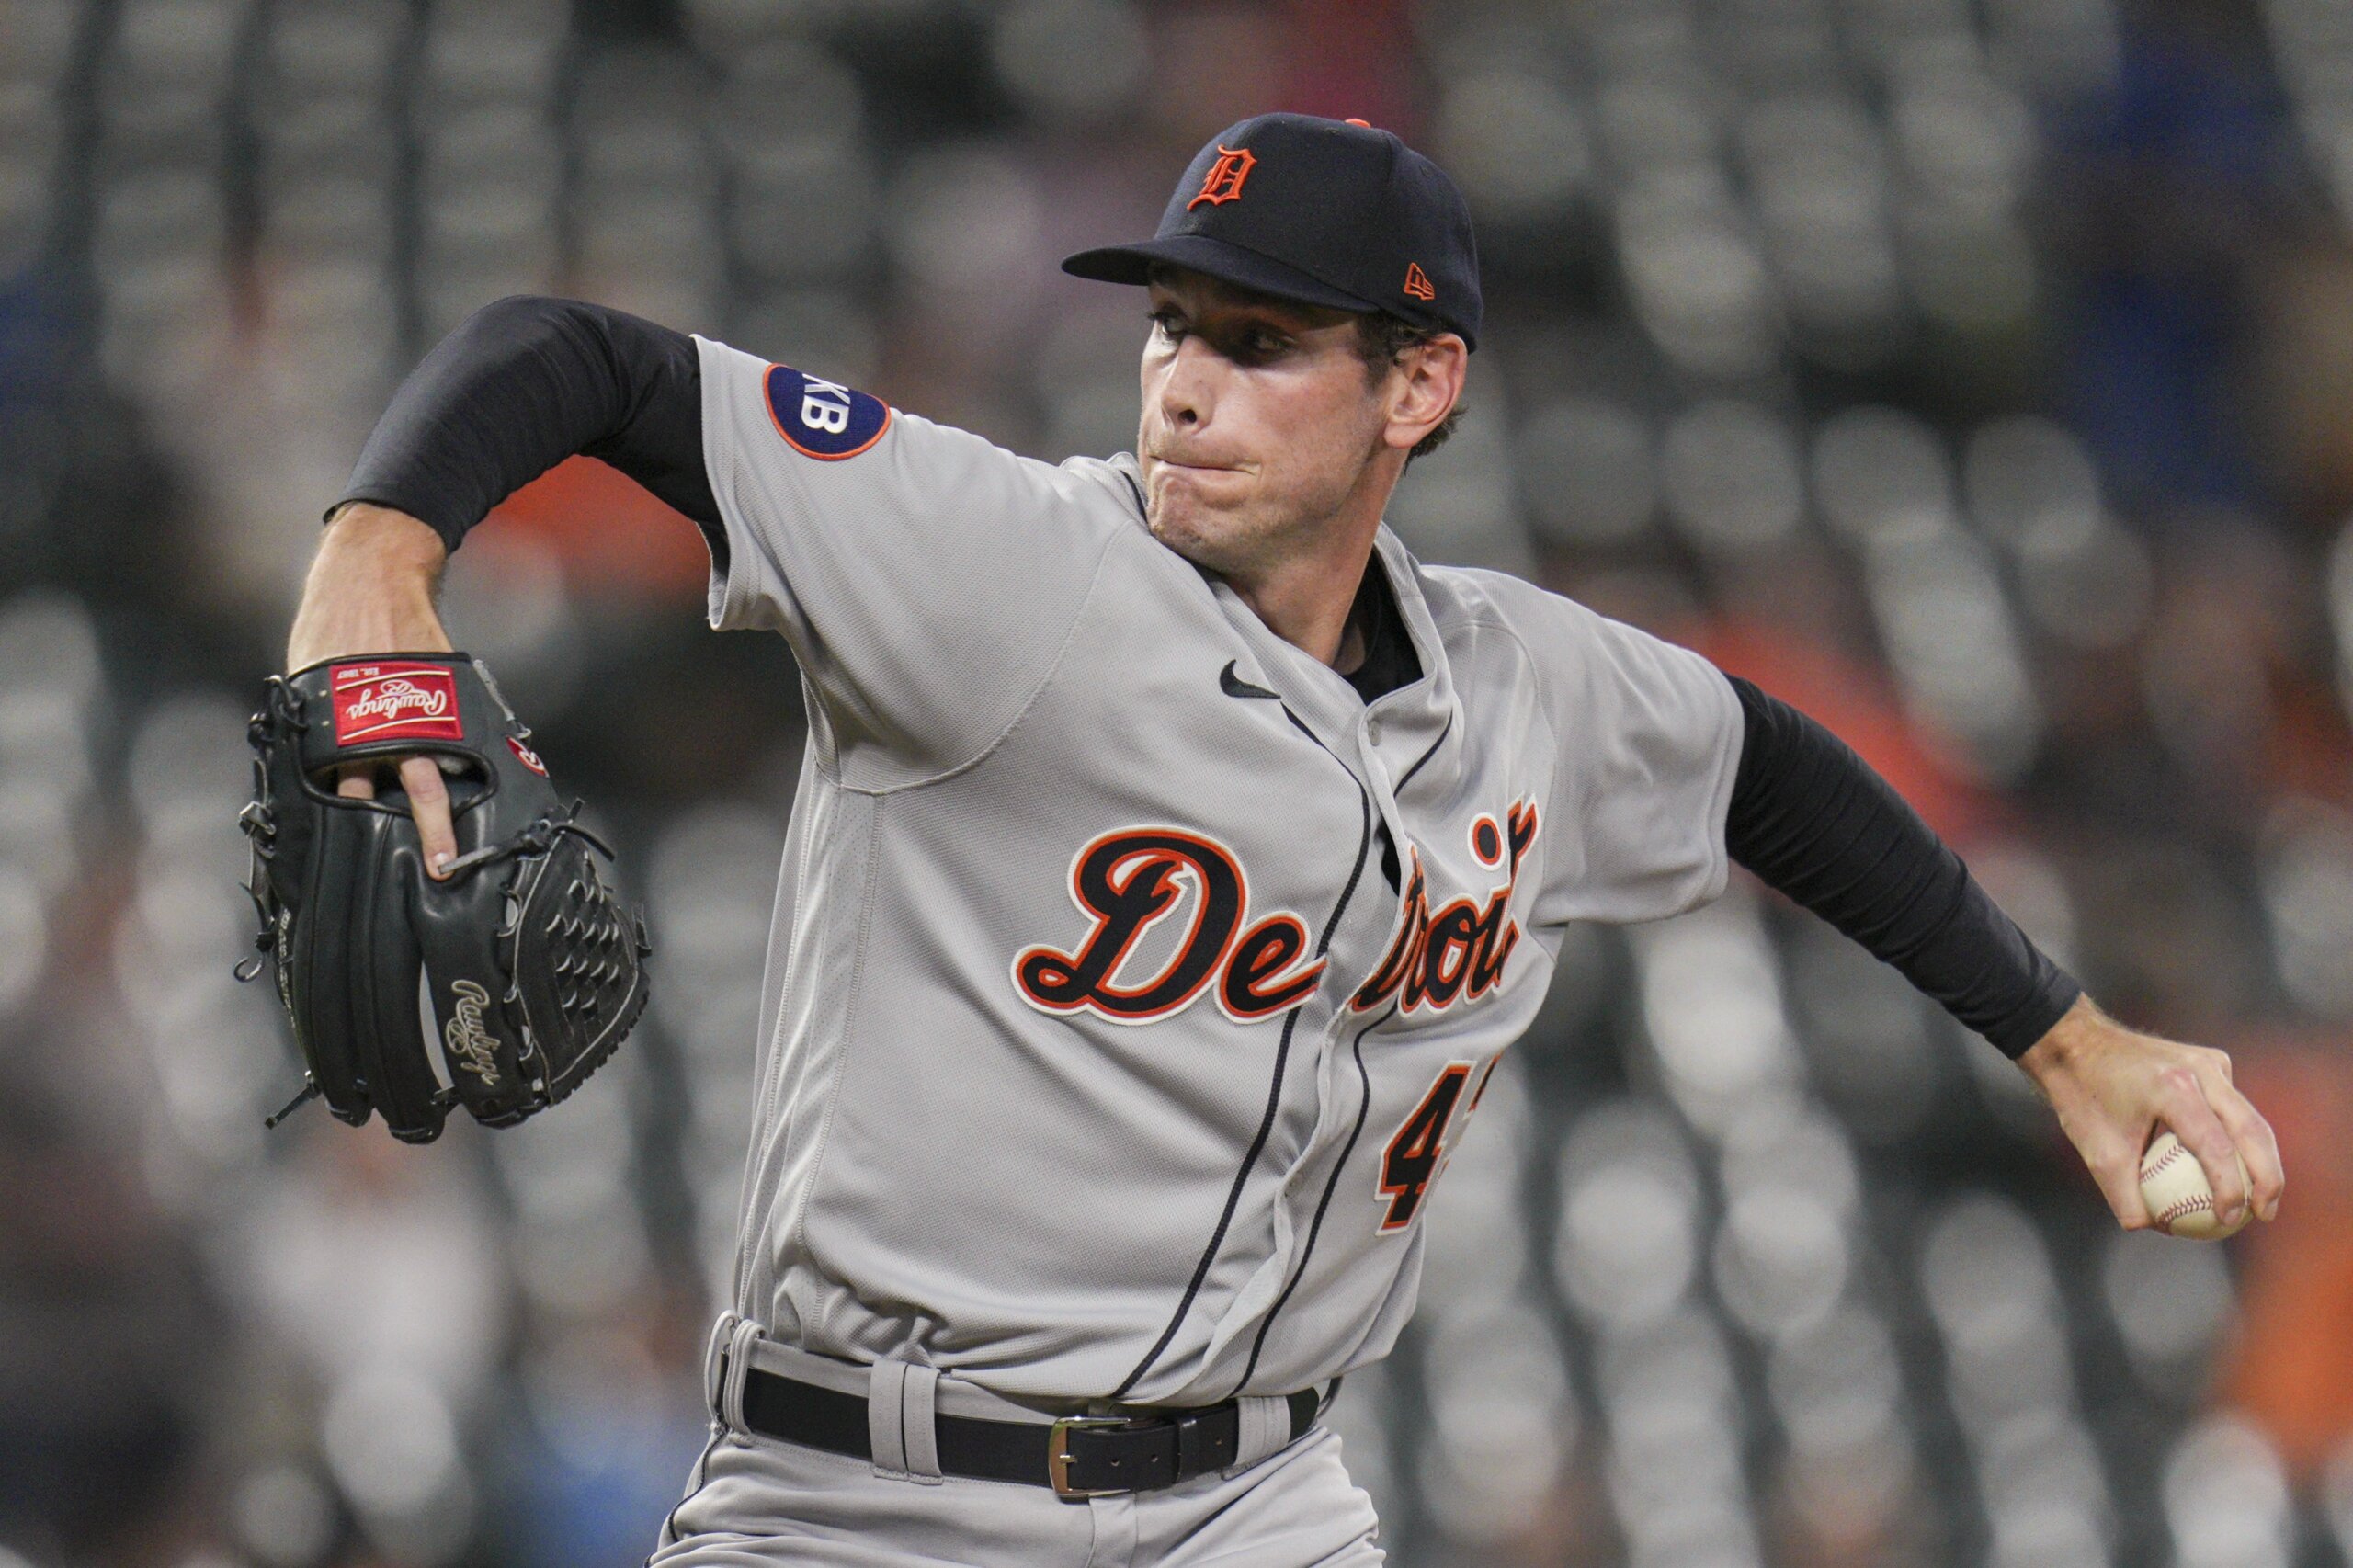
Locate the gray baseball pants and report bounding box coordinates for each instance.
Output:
[649,1325,1383,1567]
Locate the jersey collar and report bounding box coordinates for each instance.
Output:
[1201,527,1458,768]
[1106,452,1461,769]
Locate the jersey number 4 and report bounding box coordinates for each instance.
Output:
[1376,1059,1495,1233]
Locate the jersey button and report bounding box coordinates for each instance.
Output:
[1366,718,1383,745]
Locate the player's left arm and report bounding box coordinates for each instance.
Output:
[1723,675,2283,1233]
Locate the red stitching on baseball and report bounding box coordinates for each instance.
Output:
[2156,1194,2213,1232]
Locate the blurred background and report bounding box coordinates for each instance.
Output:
[3,0,2352,1564]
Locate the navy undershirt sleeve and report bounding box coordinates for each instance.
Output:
[339,306,2075,1052]
[1722,673,2080,1057]
[334,295,720,559]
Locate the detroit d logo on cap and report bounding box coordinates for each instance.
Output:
[1186,144,1257,210]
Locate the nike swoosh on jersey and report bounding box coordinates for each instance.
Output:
[1219,661,1280,700]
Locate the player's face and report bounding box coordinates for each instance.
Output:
[1136,272,1392,577]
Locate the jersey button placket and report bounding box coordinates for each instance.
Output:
[1355,733,1411,898]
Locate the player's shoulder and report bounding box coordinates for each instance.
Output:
[1409,554,1627,660]
[695,333,1147,525]
[1408,552,1724,704]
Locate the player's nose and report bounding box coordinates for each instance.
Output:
[1154,335,1223,430]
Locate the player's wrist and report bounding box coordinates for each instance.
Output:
[322,501,449,569]
[288,505,454,672]
[2015,992,2105,1084]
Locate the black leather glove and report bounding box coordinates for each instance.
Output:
[239,653,651,1142]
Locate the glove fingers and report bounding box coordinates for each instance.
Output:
[354,820,451,1142]
[287,803,380,1129]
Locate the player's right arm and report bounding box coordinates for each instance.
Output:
[1719,676,2281,1230]
[1479,572,2282,1232]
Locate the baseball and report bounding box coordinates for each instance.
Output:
[2139,1131,2250,1240]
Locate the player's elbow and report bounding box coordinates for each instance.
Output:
[473,291,575,322]
[445,293,595,358]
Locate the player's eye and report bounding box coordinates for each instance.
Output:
[1225,326,1290,364]
[1148,309,1187,343]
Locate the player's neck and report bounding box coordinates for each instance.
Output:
[1222,477,1393,670]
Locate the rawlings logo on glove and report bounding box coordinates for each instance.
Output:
[442,979,503,1085]
[331,662,465,744]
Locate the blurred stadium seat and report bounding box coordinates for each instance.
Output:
[2,1,2351,1564]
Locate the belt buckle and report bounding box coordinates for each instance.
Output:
[1047,1415,1142,1500]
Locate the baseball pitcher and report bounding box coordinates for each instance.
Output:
[276,115,2282,1565]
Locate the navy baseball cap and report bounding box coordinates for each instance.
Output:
[1063,113,1483,351]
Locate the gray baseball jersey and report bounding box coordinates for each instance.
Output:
[695,337,1742,1409]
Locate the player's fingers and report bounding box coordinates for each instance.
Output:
[336,765,377,801]
[2196,1057,2285,1221]
[2078,1122,2154,1230]
[2157,1064,2250,1227]
[398,755,458,878]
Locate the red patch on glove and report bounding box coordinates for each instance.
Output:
[331,663,465,745]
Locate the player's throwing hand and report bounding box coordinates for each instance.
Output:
[2018,995,2284,1233]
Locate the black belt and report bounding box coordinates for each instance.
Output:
[733,1361,1324,1500]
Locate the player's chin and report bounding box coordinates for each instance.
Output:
[1150,502,1262,571]
[1147,486,1244,561]
[1147,506,1220,566]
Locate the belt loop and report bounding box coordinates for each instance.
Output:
[901,1364,943,1482]
[868,1358,944,1484]
[1230,1394,1291,1471]
[701,1311,741,1419]
[720,1316,764,1436]
[869,1359,911,1476]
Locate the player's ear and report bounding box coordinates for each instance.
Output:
[1381,335,1467,455]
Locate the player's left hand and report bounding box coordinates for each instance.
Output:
[2017,994,2284,1232]
[287,503,461,876]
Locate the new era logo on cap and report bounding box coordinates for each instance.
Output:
[1403,263,1435,301]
